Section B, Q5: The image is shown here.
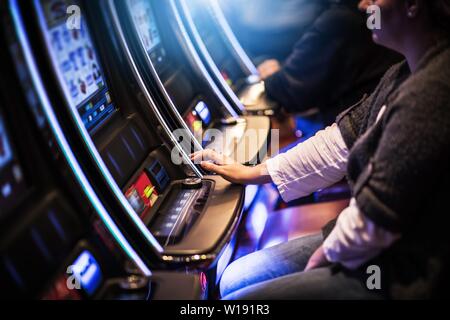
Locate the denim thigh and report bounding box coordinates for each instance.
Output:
[223,266,385,300]
[220,233,323,297]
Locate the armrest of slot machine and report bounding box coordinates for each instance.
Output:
[121,154,245,267]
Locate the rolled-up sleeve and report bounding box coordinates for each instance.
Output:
[266,124,349,202]
[323,199,400,270]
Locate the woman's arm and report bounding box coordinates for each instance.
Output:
[266,123,349,202]
[322,199,401,269]
[190,149,272,185]
[191,124,349,202]
[305,199,400,271]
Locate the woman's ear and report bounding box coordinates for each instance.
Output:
[404,0,420,18]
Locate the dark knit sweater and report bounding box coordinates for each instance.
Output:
[336,41,450,299]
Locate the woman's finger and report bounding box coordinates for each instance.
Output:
[204,149,221,163]
[204,150,226,164]
[191,151,205,163]
[201,161,225,175]
[190,150,215,163]
[190,151,201,158]
[191,149,231,166]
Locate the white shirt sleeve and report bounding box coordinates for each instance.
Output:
[323,199,401,270]
[266,124,349,202]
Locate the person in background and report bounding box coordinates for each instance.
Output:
[193,0,450,299]
[259,0,402,124]
[221,0,326,61]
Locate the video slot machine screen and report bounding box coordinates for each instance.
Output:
[123,159,171,221]
[0,112,27,215]
[71,250,103,296]
[35,0,117,133]
[126,0,167,69]
[183,101,212,137]
[188,0,242,89]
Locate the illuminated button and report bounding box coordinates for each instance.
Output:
[71,251,102,296]
[1,183,12,198]
[193,121,202,133]
[144,186,155,199]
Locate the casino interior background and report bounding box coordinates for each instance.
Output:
[0,0,354,300]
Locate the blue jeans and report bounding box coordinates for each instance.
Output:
[220,234,385,300]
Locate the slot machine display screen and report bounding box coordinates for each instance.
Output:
[71,250,103,296]
[36,0,117,132]
[126,0,167,67]
[0,112,27,215]
[188,0,242,88]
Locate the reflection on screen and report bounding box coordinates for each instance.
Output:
[0,113,26,215]
[126,0,166,67]
[127,0,161,53]
[37,0,116,132]
[0,116,13,170]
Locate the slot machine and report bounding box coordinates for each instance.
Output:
[102,0,271,165]
[5,0,246,294]
[172,0,278,116]
[0,8,205,299]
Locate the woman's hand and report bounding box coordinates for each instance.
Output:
[304,245,330,271]
[358,0,372,11]
[257,59,281,80]
[190,150,272,185]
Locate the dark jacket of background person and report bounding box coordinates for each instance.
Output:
[265,0,402,123]
[336,41,450,299]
